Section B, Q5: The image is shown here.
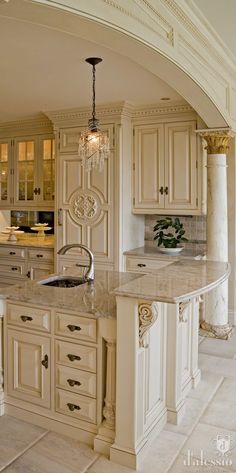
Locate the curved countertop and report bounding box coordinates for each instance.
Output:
[0,260,230,317]
[124,244,206,260]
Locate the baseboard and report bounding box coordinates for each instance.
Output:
[229,310,236,326]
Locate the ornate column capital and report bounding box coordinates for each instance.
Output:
[198,130,233,154]
[138,302,158,348]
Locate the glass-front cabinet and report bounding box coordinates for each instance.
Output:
[13,134,55,208]
[0,140,11,206]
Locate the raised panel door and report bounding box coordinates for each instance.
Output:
[14,138,37,205]
[164,122,197,210]
[7,329,51,408]
[0,140,12,207]
[133,124,165,211]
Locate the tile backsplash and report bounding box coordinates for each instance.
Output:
[145,215,206,245]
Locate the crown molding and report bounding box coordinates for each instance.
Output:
[132,102,194,119]
[0,113,53,137]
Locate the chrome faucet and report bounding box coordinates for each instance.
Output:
[58,244,95,281]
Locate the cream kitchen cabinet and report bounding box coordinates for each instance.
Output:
[133,121,200,215]
[0,134,55,210]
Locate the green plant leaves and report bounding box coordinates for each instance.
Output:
[153,216,188,248]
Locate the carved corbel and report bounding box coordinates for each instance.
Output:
[179,300,191,323]
[138,302,158,348]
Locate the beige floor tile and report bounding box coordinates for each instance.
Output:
[188,370,224,403]
[164,398,204,436]
[212,378,236,403]
[0,415,47,471]
[3,431,99,473]
[88,456,134,473]
[168,453,236,473]
[199,338,236,359]
[181,422,236,467]
[199,354,236,378]
[201,399,236,431]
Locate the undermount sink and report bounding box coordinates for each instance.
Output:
[39,275,87,288]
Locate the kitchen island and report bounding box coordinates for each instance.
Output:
[0,260,230,469]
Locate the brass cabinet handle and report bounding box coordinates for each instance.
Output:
[9,251,16,255]
[67,354,81,362]
[41,354,49,369]
[67,402,81,412]
[164,186,169,195]
[67,324,81,332]
[20,315,33,322]
[11,267,18,271]
[26,271,31,278]
[36,254,43,258]
[137,263,146,267]
[159,186,164,195]
[67,378,81,387]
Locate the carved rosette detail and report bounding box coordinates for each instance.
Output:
[72,193,98,220]
[179,300,191,322]
[199,132,232,154]
[139,302,158,348]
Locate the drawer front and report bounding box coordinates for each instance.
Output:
[28,248,54,262]
[55,312,96,343]
[55,340,96,373]
[7,303,51,332]
[56,388,97,424]
[56,365,96,398]
[0,261,26,278]
[126,256,173,272]
[0,247,25,259]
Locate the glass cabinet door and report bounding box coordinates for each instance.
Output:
[40,137,55,203]
[15,139,36,203]
[0,140,11,206]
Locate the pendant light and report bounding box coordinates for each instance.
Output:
[78,57,110,172]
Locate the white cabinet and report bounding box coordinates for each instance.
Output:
[133,121,199,215]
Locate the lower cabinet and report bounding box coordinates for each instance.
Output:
[125,254,174,273]
[7,329,51,408]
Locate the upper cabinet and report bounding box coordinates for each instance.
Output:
[0,133,55,210]
[133,120,201,215]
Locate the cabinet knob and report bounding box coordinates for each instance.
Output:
[159,186,164,195]
[20,315,33,322]
[26,271,31,278]
[11,267,18,271]
[67,324,81,332]
[67,402,81,412]
[9,251,16,255]
[164,186,169,195]
[36,254,43,258]
[41,354,49,369]
[67,379,81,387]
[137,263,146,268]
[67,354,81,362]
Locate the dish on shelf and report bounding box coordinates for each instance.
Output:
[2,227,25,241]
[34,223,49,226]
[31,226,52,237]
[158,247,184,255]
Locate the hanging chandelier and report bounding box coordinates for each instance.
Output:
[78,57,110,172]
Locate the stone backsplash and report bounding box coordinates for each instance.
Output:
[145,215,206,247]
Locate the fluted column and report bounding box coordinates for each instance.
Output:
[199,130,232,339]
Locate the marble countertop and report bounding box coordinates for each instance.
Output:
[0,234,54,248]
[114,260,230,303]
[0,260,230,316]
[124,244,206,260]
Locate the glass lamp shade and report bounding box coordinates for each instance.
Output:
[78,127,110,172]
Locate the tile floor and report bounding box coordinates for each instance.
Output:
[1,330,236,473]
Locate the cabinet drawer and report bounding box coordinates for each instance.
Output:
[56,365,96,398]
[55,340,96,373]
[56,388,97,424]
[55,312,96,343]
[0,247,25,258]
[126,256,173,272]
[28,248,54,262]
[0,261,26,278]
[7,303,51,332]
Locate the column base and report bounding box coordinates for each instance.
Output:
[200,321,233,340]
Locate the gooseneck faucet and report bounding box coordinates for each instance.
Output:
[58,244,95,281]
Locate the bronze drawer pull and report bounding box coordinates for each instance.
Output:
[67,354,81,362]
[137,263,146,267]
[9,251,16,255]
[11,267,18,271]
[67,402,81,412]
[20,315,33,322]
[164,186,169,195]
[159,186,164,195]
[41,354,49,369]
[67,379,81,387]
[67,324,82,332]
[36,254,43,258]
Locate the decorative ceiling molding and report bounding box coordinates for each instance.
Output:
[0,113,53,137]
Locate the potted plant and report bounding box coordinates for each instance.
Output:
[153,217,188,253]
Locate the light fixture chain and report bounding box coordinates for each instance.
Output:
[92,64,96,123]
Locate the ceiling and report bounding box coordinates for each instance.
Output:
[0,11,182,123]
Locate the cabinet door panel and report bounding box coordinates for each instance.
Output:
[164,122,197,210]
[7,329,50,408]
[134,125,165,210]
[29,263,54,281]
[14,138,37,205]
[0,140,12,207]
